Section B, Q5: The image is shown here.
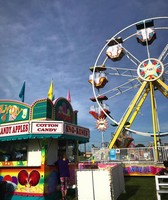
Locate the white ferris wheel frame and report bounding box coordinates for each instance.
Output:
[92,16,168,138]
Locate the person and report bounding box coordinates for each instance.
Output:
[156,160,168,175]
[55,152,70,200]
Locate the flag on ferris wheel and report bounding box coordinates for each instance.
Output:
[48,80,54,100]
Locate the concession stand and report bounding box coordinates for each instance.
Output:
[0,97,90,199]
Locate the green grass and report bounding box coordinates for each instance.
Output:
[118,176,157,200]
[67,176,168,200]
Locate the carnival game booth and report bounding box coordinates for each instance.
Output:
[0,98,90,200]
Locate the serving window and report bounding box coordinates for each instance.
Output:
[0,140,28,162]
[67,140,78,162]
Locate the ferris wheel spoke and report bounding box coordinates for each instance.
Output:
[162,76,168,83]
[106,66,137,78]
[123,47,141,66]
[158,44,168,62]
[163,64,168,81]
[96,78,141,99]
[164,63,168,69]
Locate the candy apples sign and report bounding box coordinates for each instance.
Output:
[0,122,29,136]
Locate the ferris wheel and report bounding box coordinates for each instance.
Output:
[89,17,168,150]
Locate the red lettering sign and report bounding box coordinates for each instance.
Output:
[65,123,90,138]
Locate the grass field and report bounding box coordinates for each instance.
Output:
[66,176,168,200]
[118,176,157,200]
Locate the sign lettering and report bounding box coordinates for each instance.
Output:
[65,123,90,138]
[0,123,29,136]
[31,122,63,134]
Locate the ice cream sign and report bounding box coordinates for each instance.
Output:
[0,101,30,124]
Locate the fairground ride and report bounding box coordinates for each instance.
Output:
[89,17,168,161]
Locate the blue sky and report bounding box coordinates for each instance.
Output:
[0,0,167,148]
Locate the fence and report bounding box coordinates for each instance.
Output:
[89,146,168,163]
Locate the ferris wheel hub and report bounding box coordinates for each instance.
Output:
[137,58,164,82]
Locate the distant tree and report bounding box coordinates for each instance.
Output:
[136,144,145,147]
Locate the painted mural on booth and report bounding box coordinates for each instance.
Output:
[0,101,30,124]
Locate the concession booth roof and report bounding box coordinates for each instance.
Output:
[0,97,90,143]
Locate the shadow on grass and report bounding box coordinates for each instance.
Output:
[67,189,76,200]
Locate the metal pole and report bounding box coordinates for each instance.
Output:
[149,82,158,161]
[108,81,147,149]
[102,131,104,147]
